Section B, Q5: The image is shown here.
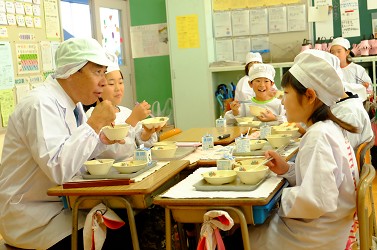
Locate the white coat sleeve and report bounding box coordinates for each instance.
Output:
[278,138,340,219]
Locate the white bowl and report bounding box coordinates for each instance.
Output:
[202,170,237,185]
[113,160,148,174]
[274,127,300,137]
[153,141,177,147]
[151,145,178,158]
[266,134,291,148]
[235,117,254,124]
[234,158,266,168]
[234,165,270,185]
[84,159,115,175]
[238,121,262,128]
[141,117,169,129]
[249,140,267,150]
[249,106,267,117]
[102,124,130,140]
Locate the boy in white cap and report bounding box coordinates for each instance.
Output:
[86,52,160,160]
[246,49,359,249]
[225,63,286,124]
[0,38,125,249]
[330,37,373,100]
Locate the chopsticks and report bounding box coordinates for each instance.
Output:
[62,179,134,189]
[253,145,288,169]
[99,97,115,128]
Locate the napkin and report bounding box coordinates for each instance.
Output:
[197,210,234,250]
[83,203,125,250]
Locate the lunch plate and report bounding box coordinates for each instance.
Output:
[152,146,196,161]
[82,161,157,179]
[193,176,267,191]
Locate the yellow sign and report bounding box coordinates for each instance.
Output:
[176,14,200,49]
[213,0,300,10]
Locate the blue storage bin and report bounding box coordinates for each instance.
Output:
[252,181,288,224]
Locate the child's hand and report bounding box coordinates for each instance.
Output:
[264,150,289,175]
[140,125,162,141]
[230,100,240,116]
[257,109,276,122]
[126,101,151,127]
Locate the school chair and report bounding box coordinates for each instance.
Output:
[159,128,182,141]
[356,139,374,172]
[357,163,377,250]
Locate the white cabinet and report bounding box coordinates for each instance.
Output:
[166,0,216,130]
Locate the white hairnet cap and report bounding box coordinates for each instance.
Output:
[248,63,275,82]
[245,52,263,64]
[105,51,120,74]
[54,38,112,79]
[289,49,343,106]
[330,37,350,50]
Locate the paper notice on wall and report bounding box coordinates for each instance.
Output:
[15,43,40,74]
[368,0,377,10]
[0,89,15,127]
[130,23,169,58]
[44,0,61,38]
[0,42,15,90]
[313,0,334,39]
[176,15,200,49]
[40,41,53,71]
[340,0,360,37]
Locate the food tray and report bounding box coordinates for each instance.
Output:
[193,176,266,191]
[82,161,157,179]
[152,146,196,161]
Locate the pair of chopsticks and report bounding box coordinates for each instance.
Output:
[253,144,288,169]
[62,179,134,189]
[98,97,115,128]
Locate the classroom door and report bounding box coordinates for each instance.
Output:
[91,0,135,109]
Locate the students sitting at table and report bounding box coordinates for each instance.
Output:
[86,51,160,161]
[225,63,286,125]
[0,38,132,249]
[245,50,359,249]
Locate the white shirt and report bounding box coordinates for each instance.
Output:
[331,93,373,151]
[234,75,278,101]
[342,62,373,95]
[224,97,286,124]
[0,75,108,249]
[249,120,359,250]
[86,106,157,161]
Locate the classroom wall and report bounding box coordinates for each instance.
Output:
[129,0,173,110]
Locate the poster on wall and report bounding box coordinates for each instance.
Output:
[15,43,40,74]
[368,0,377,10]
[176,14,200,49]
[340,0,360,37]
[0,41,15,90]
[312,0,334,39]
[130,23,169,58]
[44,0,61,38]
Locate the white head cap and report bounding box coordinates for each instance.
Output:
[289,49,343,106]
[105,51,120,74]
[54,38,112,79]
[248,63,275,82]
[245,52,263,64]
[330,37,350,50]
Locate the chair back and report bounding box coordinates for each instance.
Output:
[356,139,374,172]
[357,163,376,250]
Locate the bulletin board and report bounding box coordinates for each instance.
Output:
[0,0,62,130]
[211,0,312,63]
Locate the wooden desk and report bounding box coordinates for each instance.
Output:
[163,126,250,145]
[153,176,286,250]
[47,160,190,250]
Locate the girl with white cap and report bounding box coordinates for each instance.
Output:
[86,52,159,161]
[246,50,359,249]
[225,63,286,124]
[330,37,373,100]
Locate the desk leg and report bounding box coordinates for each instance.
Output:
[165,207,172,250]
[71,196,140,250]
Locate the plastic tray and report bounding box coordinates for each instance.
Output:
[82,161,157,179]
[152,146,196,161]
[193,176,266,191]
[252,181,289,224]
